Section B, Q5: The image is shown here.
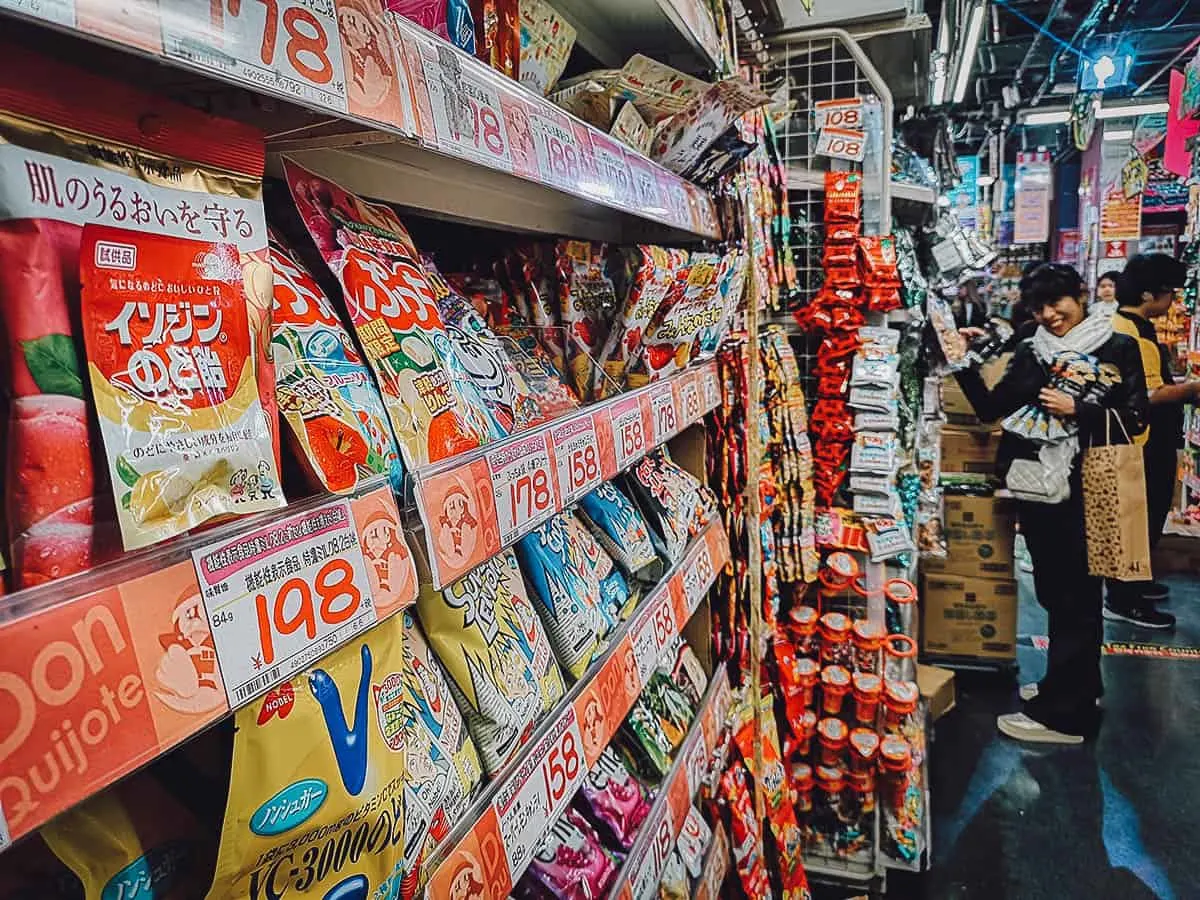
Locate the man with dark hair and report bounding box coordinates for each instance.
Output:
[1105,253,1194,628]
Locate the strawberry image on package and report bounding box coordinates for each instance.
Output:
[0,43,279,583]
[283,159,489,470]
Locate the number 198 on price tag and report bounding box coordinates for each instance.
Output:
[191,500,376,708]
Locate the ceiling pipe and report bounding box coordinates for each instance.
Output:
[1132,35,1200,95]
[1029,0,1108,106]
[1012,0,1068,84]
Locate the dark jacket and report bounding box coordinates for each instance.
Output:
[954,332,1148,480]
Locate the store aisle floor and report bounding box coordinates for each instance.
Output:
[902,573,1200,899]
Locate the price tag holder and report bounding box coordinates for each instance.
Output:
[656,169,693,229]
[491,709,585,877]
[589,133,636,207]
[701,365,721,411]
[551,414,603,506]
[630,590,677,683]
[192,500,375,708]
[489,432,558,546]
[161,0,349,112]
[650,382,680,444]
[680,540,716,615]
[679,376,702,424]
[422,50,514,171]
[611,393,650,470]
[813,97,864,131]
[528,106,585,191]
[626,152,665,215]
[815,126,867,163]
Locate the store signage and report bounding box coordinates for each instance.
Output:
[1100,135,1142,241]
[813,97,864,131]
[948,155,980,230]
[1013,150,1052,244]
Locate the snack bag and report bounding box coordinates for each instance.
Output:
[416,549,565,774]
[593,245,689,398]
[659,636,707,706]
[0,835,82,899]
[574,746,654,852]
[0,45,276,584]
[270,232,405,495]
[577,481,662,583]
[556,240,617,398]
[496,325,580,420]
[389,0,451,41]
[43,768,213,900]
[518,0,576,95]
[284,159,488,469]
[399,611,484,898]
[516,512,615,679]
[625,450,718,565]
[527,807,619,900]
[207,617,409,900]
[629,251,725,385]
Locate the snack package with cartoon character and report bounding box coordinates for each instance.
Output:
[0,44,281,579]
[577,480,663,584]
[270,232,405,495]
[556,240,617,398]
[42,765,216,900]
[1001,349,1120,443]
[573,746,654,852]
[570,510,636,623]
[526,806,619,900]
[504,243,565,370]
[206,616,409,900]
[624,449,718,565]
[399,610,484,899]
[593,245,689,398]
[416,548,566,774]
[515,512,620,679]
[284,159,490,469]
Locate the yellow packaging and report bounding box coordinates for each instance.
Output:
[41,769,213,900]
[416,548,565,775]
[206,617,408,900]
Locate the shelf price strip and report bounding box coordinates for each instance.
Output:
[692,823,730,900]
[425,522,730,898]
[414,362,719,589]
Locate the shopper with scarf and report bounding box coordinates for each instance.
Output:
[955,263,1147,745]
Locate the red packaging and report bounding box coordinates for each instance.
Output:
[0,43,274,586]
[824,172,862,222]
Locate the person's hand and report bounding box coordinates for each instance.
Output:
[1039,387,1076,417]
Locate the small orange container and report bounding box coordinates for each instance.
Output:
[816,764,846,810]
[852,671,883,724]
[819,551,859,593]
[879,734,913,809]
[819,612,853,666]
[847,768,877,814]
[817,716,849,766]
[883,679,920,729]
[788,605,820,657]
[795,657,820,708]
[883,633,918,681]
[820,665,852,715]
[793,762,815,814]
[848,728,880,774]
[795,709,818,757]
[851,619,885,673]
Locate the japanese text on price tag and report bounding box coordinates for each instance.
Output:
[650,383,679,444]
[589,134,635,206]
[551,414,603,506]
[611,394,649,470]
[528,108,584,190]
[489,432,557,545]
[701,366,720,410]
[631,591,677,682]
[492,709,585,876]
[813,97,864,130]
[161,0,349,111]
[681,542,716,614]
[626,153,664,213]
[191,500,375,707]
[679,378,702,423]
[422,51,513,170]
[657,171,691,227]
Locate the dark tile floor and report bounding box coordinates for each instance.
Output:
[886,572,1200,899]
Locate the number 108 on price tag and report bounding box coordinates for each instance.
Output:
[191,500,376,708]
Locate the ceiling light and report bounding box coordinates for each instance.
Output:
[1103,128,1133,142]
[1096,101,1169,119]
[952,2,987,104]
[1020,109,1071,125]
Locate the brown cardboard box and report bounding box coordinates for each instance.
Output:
[917,664,956,721]
[941,354,1010,424]
[921,573,1018,661]
[940,425,1001,474]
[922,494,1016,579]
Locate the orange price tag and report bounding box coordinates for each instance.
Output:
[650,381,680,444]
[630,589,678,682]
[550,413,603,506]
[610,392,650,470]
[528,106,586,191]
[680,540,716,616]
[573,635,639,766]
[488,432,558,546]
[679,374,702,424]
[192,500,375,708]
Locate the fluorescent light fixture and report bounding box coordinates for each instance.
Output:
[1103,128,1133,142]
[1096,101,1169,119]
[952,2,986,104]
[1021,109,1071,125]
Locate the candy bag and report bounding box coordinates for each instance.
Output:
[557,240,617,398]
[577,481,663,583]
[270,232,405,494]
[389,0,451,40]
[527,807,619,900]
[285,159,489,468]
[207,616,409,900]
[416,548,565,774]
[518,0,576,95]
[659,636,707,706]
[593,245,689,398]
[625,449,718,565]
[0,834,82,899]
[824,172,862,222]
[399,611,484,898]
[574,747,654,852]
[516,512,616,679]
[630,252,723,384]
[496,325,580,420]
[42,769,212,900]
[0,45,279,582]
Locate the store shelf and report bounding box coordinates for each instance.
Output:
[609,665,732,900]
[0,5,719,244]
[788,167,937,208]
[414,362,722,588]
[0,482,413,850]
[422,526,731,898]
[891,181,938,205]
[550,0,725,73]
[691,821,729,900]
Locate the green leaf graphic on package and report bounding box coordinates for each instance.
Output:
[22,333,84,398]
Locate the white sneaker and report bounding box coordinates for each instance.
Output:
[1019,683,1039,701]
[996,712,1084,745]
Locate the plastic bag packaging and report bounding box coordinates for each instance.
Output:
[628,252,723,385]
[270,232,405,494]
[0,44,279,584]
[574,746,654,852]
[399,610,484,898]
[496,325,580,420]
[624,449,718,565]
[206,617,409,900]
[0,834,82,899]
[526,807,619,900]
[577,481,663,583]
[518,0,576,95]
[284,159,489,469]
[416,548,565,774]
[658,636,707,706]
[42,769,213,900]
[556,240,617,398]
